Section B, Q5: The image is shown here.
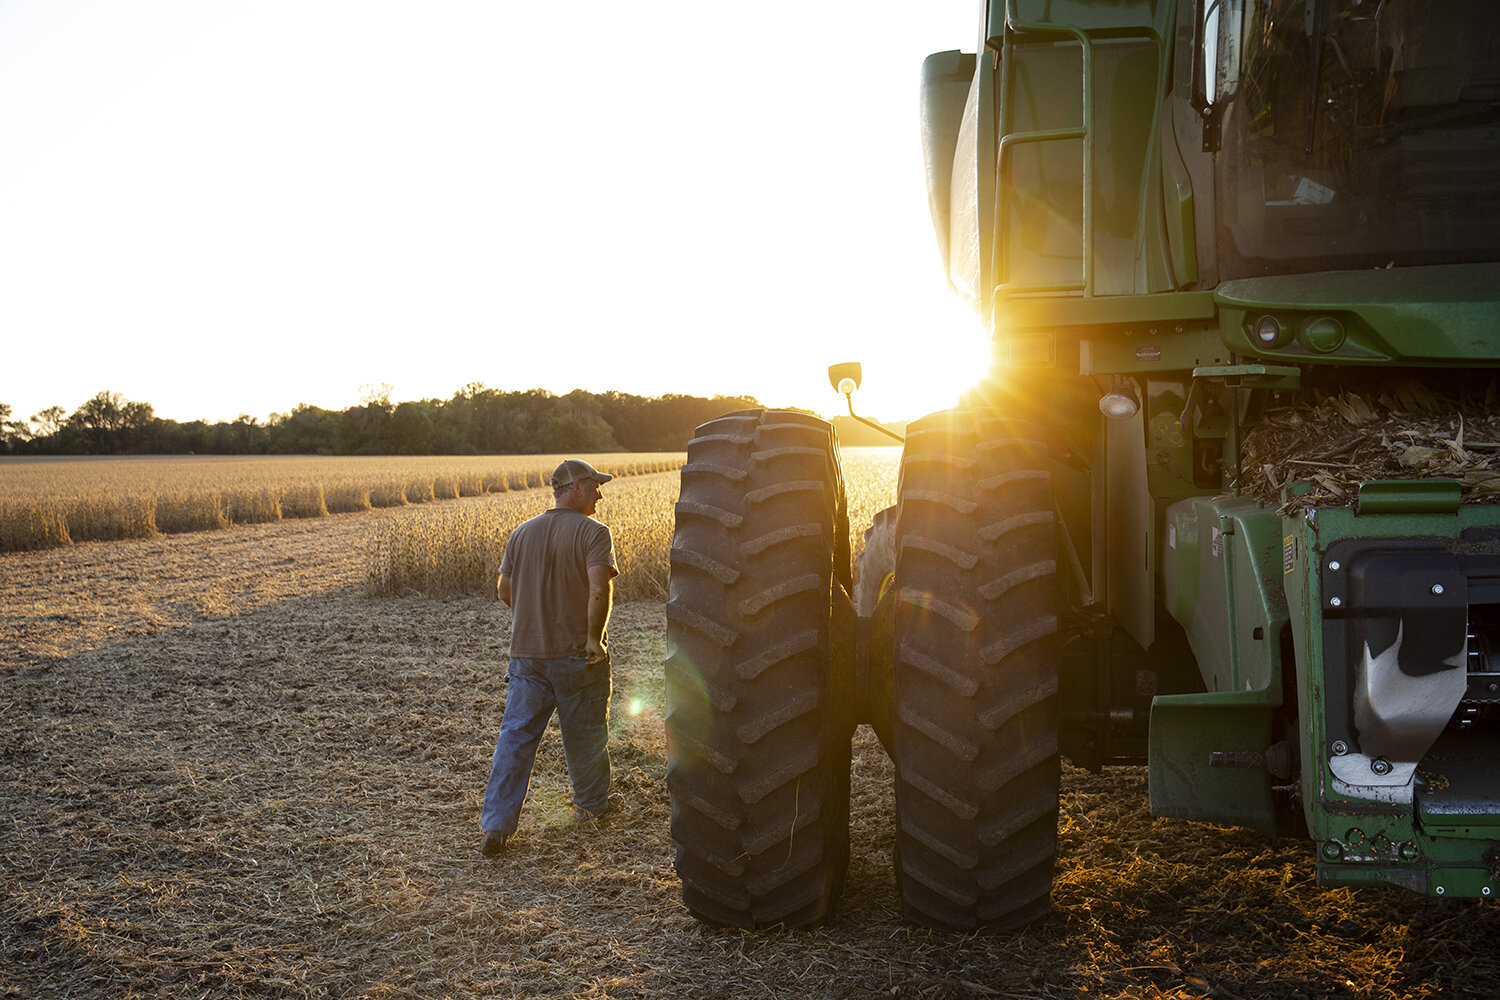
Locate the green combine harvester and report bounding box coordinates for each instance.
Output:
[664,0,1500,931]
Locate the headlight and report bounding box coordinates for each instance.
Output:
[1254,314,1288,348]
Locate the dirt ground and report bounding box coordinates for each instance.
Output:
[2,494,1498,999]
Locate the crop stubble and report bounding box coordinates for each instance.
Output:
[1,453,1497,999]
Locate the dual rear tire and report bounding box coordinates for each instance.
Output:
[665,408,1061,932]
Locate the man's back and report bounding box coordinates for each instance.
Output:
[501,508,614,658]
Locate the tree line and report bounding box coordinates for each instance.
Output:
[0,386,770,457]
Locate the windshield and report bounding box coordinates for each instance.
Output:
[1215,0,1500,279]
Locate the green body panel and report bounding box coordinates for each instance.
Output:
[1152,495,1291,835]
[1217,264,1500,365]
[1080,325,1226,376]
[1003,291,1216,328]
[1162,495,1288,696]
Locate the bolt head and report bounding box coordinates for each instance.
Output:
[1331,740,1350,756]
[1330,596,1343,608]
[1328,560,1342,571]
[1371,757,1393,775]
[1432,584,1445,595]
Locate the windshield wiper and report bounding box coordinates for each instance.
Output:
[1305,0,1328,155]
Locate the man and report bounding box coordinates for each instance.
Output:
[480,459,621,857]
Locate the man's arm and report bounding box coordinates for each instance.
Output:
[497,572,512,607]
[585,563,613,663]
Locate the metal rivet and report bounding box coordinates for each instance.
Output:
[1432,584,1445,595]
[1328,560,1342,571]
[1330,597,1343,607]
[1371,757,1393,775]
[1436,886,1446,895]
[1331,740,1349,756]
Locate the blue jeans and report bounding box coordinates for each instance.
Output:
[481,655,612,835]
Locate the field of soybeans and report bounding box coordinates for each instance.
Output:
[0,453,684,553]
[3,444,1498,999]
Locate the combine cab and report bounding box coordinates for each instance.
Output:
[666,0,1500,931]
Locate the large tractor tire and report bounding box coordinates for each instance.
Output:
[891,409,1061,932]
[665,409,855,928]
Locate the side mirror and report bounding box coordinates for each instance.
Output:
[827,360,905,444]
[1191,0,1244,152]
[828,362,863,396]
[1210,0,1244,106]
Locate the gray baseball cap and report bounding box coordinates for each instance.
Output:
[550,459,614,489]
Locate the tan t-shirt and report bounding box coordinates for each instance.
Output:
[499,508,617,658]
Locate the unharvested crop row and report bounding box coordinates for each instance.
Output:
[365,447,901,604]
[841,446,901,573]
[0,454,683,553]
[365,473,680,602]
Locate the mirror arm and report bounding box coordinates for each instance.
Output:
[1200,103,1222,153]
[841,391,907,444]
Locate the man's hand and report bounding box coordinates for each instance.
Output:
[497,573,512,607]
[586,636,609,665]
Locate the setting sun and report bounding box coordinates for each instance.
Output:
[833,291,993,424]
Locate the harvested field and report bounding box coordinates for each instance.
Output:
[3,476,1498,999]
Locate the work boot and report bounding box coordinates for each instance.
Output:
[574,792,624,823]
[481,830,509,857]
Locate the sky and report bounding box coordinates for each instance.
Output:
[0,1,989,429]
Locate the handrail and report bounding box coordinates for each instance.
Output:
[994,0,1096,301]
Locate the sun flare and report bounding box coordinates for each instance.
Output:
[838,293,993,424]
